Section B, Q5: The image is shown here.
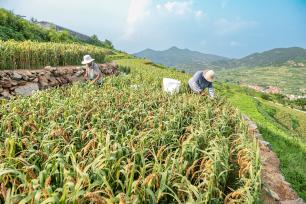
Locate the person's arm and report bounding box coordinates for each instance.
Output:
[84,67,88,80]
[208,83,214,98]
[92,72,102,84]
[91,64,102,84]
[189,71,203,93]
[190,83,202,93]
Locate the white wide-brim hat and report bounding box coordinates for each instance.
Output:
[82,55,95,64]
[203,70,215,82]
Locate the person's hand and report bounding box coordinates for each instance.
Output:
[83,72,88,79]
[201,92,208,97]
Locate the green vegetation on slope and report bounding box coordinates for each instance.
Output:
[0,59,260,203]
[225,85,306,112]
[0,9,49,42]
[217,66,306,95]
[0,40,113,69]
[218,84,306,200]
[0,8,113,48]
[259,99,306,139]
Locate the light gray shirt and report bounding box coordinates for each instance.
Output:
[87,62,103,84]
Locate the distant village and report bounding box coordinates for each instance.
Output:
[286,60,305,67]
[243,84,306,100]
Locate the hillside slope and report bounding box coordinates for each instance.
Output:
[0,59,260,203]
[35,21,92,42]
[218,83,306,200]
[217,66,306,95]
[0,40,112,70]
[0,8,113,48]
[0,36,304,200]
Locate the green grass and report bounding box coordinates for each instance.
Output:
[259,99,306,139]
[224,87,306,200]
[217,66,306,95]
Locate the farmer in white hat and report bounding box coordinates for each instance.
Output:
[82,55,103,85]
[188,70,215,98]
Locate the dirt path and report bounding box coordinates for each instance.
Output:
[243,115,304,204]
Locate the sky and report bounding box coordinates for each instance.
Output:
[1,0,306,58]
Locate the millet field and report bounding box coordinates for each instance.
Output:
[0,58,261,203]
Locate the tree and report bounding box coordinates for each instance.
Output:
[58,30,74,42]
[30,17,37,23]
[261,93,271,101]
[90,35,103,47]
[294,98,306,110]
[48,29,61,42]
[103,39,114,49]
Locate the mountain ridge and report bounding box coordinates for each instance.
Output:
[134,46,306,73]
[134,46,228,73]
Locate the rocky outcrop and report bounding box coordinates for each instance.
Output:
[0,62,119,99]
[243,115,304,204]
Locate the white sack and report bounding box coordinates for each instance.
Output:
[162,78,181,95]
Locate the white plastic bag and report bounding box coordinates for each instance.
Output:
[162,78,181,95]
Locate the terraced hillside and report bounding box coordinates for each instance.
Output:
[218,84,306,200]
[0,59,260,203]
[0,40,112,70]
[217,66,306,95]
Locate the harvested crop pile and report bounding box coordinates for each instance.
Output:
[0,59,260,203]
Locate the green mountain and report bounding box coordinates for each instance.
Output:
[223,47,306,68]
[134,46,228,73]
[244,47,306,66]
[134,46,306,72]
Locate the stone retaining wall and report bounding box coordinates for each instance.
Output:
[243,115,304,204]
[0,63,119,99]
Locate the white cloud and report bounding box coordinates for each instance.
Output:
[214,18,258,35]
[194,10,204,18]
[124,0,151,38]
[127,0,151,25]
[157,1,203,16]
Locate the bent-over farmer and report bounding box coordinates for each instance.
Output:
[82,55,103,85]
[188,70,215,98]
